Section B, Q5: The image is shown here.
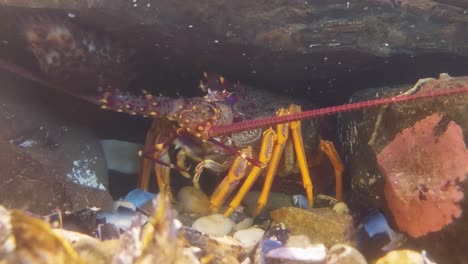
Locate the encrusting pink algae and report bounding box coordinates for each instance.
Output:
[377,113,468,238]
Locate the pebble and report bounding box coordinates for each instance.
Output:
[326,244,367,264]
[192,214,235,236]
[332,202,350,215]
[376,250,435,264]
[233,217,254,231]
[266,244,327,262]
[233,228,265,251]
[177,186,210,214]
[270,207,354,247]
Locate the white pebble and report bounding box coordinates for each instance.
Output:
[266,244,327,262]
[192,214,234,236]
[233,228,265,251]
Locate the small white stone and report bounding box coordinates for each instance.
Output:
[192,214,234,236]
[233,228,265,251]
[266,244,327,262]
[233,217,254,231]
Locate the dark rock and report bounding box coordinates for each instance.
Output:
[0,68,112,215]
[338,74,468,262]
[2,1,468,104]
[0,138,113,214]
[2,0,468,58]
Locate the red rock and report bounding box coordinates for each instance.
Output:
[377,113,468,238]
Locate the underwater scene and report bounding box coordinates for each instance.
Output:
[0,1,467,263]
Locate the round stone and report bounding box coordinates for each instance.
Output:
[192,214,235,236]
[233,217,254,231]
[233,228,265,251]
[177,186,210,214]
[326,244,367,264]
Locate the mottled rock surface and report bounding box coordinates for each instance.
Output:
[0,70,112,214]
[270,207,354,247]
[2,0,468,103]
[2,0,468,58]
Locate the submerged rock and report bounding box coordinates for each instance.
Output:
[270,207,354,247]
[0,138,113,214]
[0,70,112,214]
[338,74,468,262]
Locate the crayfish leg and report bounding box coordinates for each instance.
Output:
[319,140,344,201]
[139,120,159,191]
[209,147,252,213]
[288,104,314,207]
[253,108,290,217]
[224,128,276,217]
[138,119,176,201]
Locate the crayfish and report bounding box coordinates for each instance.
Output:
[98,73,347,216]
[1,16,468,218]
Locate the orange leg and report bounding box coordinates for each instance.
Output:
[288,105,314,207]
[154,150,173,200]
[319,140,344,201]
[209,147,253,212]
[253,108,290,217]
[223,128,276,217]
[138,119,178,200]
